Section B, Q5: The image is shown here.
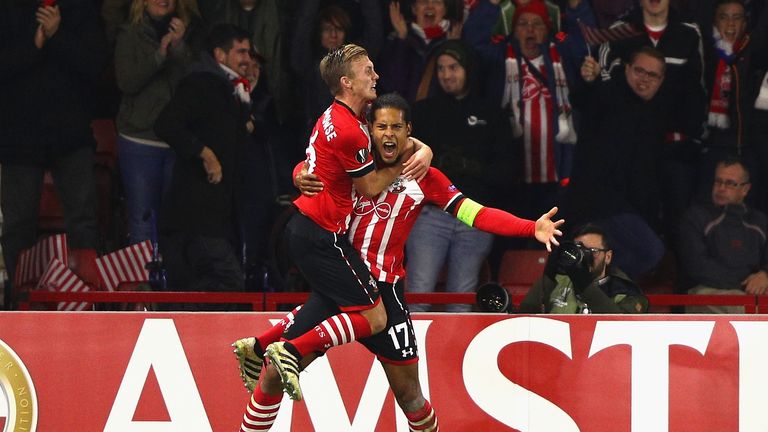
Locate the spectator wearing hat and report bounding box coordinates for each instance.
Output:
[464,0,593,221]
[484,0,564,40]
[405,40,515,312]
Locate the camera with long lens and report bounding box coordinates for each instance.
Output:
[476,283,516,313]
[556,241,594,274]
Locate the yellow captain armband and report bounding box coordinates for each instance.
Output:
[456,198,484,227]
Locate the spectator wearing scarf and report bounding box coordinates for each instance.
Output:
[701,0,768,210]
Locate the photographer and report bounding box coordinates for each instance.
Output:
[519,224,648,314]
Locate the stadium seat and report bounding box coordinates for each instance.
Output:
[38,171,64,233]
[497,249,549,297]
[92,118,118,172]
[37,118,125,251]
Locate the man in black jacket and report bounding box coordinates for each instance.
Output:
[154,24,253,309]
[598,0,707,246]
[0,0,107,309]
[564,47,668,279]
[406,40,515,312]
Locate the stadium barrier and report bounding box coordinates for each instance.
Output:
[19,289,765,313]
[1,312,767,431]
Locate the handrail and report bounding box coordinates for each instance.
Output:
[18,290,768,314]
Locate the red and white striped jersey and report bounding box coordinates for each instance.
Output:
[520,56,557,184]
[348,167,463,284]
[294,100,375,234]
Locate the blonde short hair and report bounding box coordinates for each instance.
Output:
[319,44,369,96]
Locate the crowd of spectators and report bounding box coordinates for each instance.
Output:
[1,0,766,312]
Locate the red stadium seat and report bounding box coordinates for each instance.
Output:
[497,249,549,297]
[92,118,118,172]
[37,118,125,250]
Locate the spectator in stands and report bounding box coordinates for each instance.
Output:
[405,40,515,312]
[520,223,649,313]
[589,0,637,29]
[102,0,132,48]
[114,0,200,245]
[103,0,202,48]
[564,46,668,279]
[377,0,463,102]
[291,0,383,133]
[0,0,107,309]
[154,24,253,309]
[237,48,282,290]
[597,0,707,246]
[464,0,592,221]
[483,0,563,38]
[679,157,767,314]
[200,0,293,125]
[699,0,768,208]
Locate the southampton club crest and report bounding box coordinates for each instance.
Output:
[388,176,406,194]
[0,340,37,432]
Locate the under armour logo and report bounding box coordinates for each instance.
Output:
[401,348,414,357]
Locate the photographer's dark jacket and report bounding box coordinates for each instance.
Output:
[520,267,648,314]
[678,202,768,290]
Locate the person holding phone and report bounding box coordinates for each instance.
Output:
[0,0,108,308]
[114,0,201,245]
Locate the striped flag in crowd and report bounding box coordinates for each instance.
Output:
[95,240,153,291]
[13,234,68,287]
[36,257,92,311]
[577,20,644,46]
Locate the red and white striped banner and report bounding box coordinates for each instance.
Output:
[95,240,153,291]
[36,257,91,311]
[13,234,68,287]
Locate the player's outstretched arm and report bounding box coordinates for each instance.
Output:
[533,207,564,252]
[454,199,564,252]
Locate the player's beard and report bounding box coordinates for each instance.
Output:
[373,150,402,168]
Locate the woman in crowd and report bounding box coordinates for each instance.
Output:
[114,0,200,244]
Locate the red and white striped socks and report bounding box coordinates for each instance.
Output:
[288,312,372,357]
[406,400,439,432]
[256,305,302,350]
[239,385,282,432]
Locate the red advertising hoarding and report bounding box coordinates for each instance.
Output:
[1,312,767,431]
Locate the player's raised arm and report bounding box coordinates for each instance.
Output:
[452,198,564,252]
